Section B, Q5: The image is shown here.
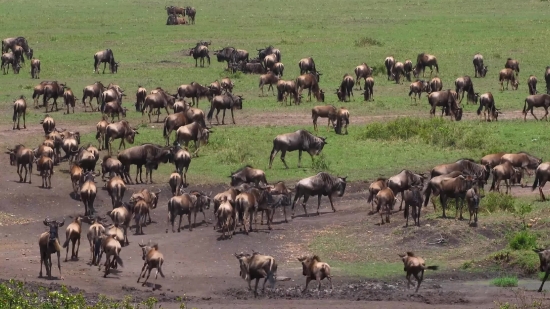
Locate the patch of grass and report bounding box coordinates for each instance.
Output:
[491,276,519,287]
[354,37,383,47]
[490,249,539,275]
[483,193,516,214]
[509,230,538,251]
[370,63,386,76]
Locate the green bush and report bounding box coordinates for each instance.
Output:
[353,37,383,47]
[509,230,537,251]
[482,192,516,214]
[311,153,331,172]
[491,276,518,287]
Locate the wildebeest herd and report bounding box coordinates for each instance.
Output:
[6,7,550,298]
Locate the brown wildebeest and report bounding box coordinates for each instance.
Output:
[188,43,210,67]
[171,145,191,185]
[431,158,490,186]
[63,88,77,114]
[408,79,429,103]
[62,216,82,261]
[175,122,212,155]
[100,83,124,107]
[167,191,210,232]
[439,174,477,219]
[173,100,206,126]
[473,53,488,78]
[384,56,395,81]
[368,178,386,212]
[43,82,65,112]
[103,101,127,121]
[217,197,236,238]
[354,63,372,89]
[36,155,54,188]
[39,218,65,279]
[454,76,478,104]
[504,58,520,76]
[6,144,34,183]
[136,86,147,111]
[137,241,165,290]
[93,49,117,74]
[466,185,483,225]
[291,172,347,217]
[80,171,98,216]
[528,75,538,95]
[118,145,172,184]
[207,93,243,125]
[532,162,550,201]
[387,169,425,211]
[269,130,327,169]
[312,105,337,132]
[298,57,316,74]
[489,162,522,194]
[12,45,26,64]
[163,111,188,146]
[545,66,550,95]
[296,72,323,102]
[375,187,395,224]
[398,252,438,293]
[391,61,405,84]
[499,68,517,91]
[523,94,550,121]
[2,37,30,54]
[96,116,109,151]
[501,152,542,185]
[104,120,139,155]
[481,152,506,169]
[106,175,126,209]
[185,6,196,24]
[361,78,375,101]
[221,77,234,93]
[230,165,267,186]
[30,58,40,79]
[235,252,278,297]
[423,171,463,210]
[99,155,124,181]
[166,14,187,25]
[87,219,105,265]
[96,233,124,278]
[166,5,185,15]
[257,45,281,62]
[69,164,83,197]
[404,186,423,227]
[12,95,27,130]
[235,187,274,233]
[142,89,176,123]
[298,255,332,292]
[262,54,277,71]
[208,80,222,96]
[277,80,302,105]
[272,62,284,77]
[404,59,413,81]
[177,82,210,107]
[82,82,105,112]
[429,77,442,93]
[477,92,501,122]
[338,74,354,101]
[258,72,279,96]
[415,53,439,77]
[334,107,350,135]
[169,172,183,196]
[428,90,463,121]
[534,248,550,292]
[1,52,20,74]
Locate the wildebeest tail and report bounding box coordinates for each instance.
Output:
[267,257,276,287]
[206,101,215,121]
[62,237,70,248]
[12,104,17,122]
[95,130,101,140]
[532,170,540,191]
[94,238,101,260]
[426,265,439,271]
[423,183,432,207]
[477,102,483,115]
[163,118,169,138]
[115,251,124,267]
[489,171,497,191]
[522,99,528,114]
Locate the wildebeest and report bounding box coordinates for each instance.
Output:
[188,43,210,67]
[135,86,147,111]
[39,218,65,279]
[117,144,173,184]
[208,80,222,96]
[206,93,244,125]
[94,49,117,74]
[43,81,66,113]
[169,172,183,196]
[166,14,187,25]
[1,52,20,74]
[175,122,212,155]
[473,53,488,78]
[96,233,124,278]
[103,100,127,122]
[99,155,124,180]
[384,56,395,81]
[6,144,34,183]
[30,58,40,79]
[291,172,347,217]
[104,120,139,155]
[12,95,27,130]
[257,45,281,62]
[490,162,522,194]
[429,77,442,93]
[423,172,463,211]
[477,92,500,122]
[2,37,31,56]
[534,248,550,292]
[185,6,196,24]
[62,216,82,262]
[217,197,236,238]
[505,58,520,76]
[466,185,483,225]
[545,67,550,95]
[439,174,477,219]
[533,162,550,201]
[36,155,54,188]
[387,170,425,211]
[481,153,506,169]
[163,111,189,146]
[106,175,126,208]
[167,191,210,232]
[272,62,284,77]
[171,144,191,184]
[338,74,354,101]
[177,82,210,107]
[82,81,105,112]
[404,187,423,227]
[214,47,249,69]
[221,77,234,93]
[398,252,438,293]
[375,187,395,225]
[137,241,165,290]
[408,79,429,103]
[63,88,77,114]
[80,171,98,216]
[296,72,323,102]
[298,57,316,74]
[142,89,176,123]
[455,76,478,104]
[258,71,279,96]
[312,105,337,132]
[277,80,302,105]
[235,252,278,297]
[262,54,277,71]
[367,178,387,212]
[235,187,275,233]
[415,53,439,77]
[236,61,267,74]
[269,130,327,169]
[428,90,463,121]
[499,68,517,91]
[96,116,109,151]
[297,255,332,292]
[523,94,550,121]
[528,75,538,95]
[334,107,350,135]
[404,59,413,81]
[430,158,490,187]
[87,219,105,265]
[501,152,542,185]
[230,165,267,186]
[391,61,405,84]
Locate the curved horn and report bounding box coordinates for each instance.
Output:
[155,189,162,194]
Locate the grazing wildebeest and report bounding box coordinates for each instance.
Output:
[415,53,439,77]
[43,82,65,112]
[439,174,477,219]
[63,88,77,114]
[455,76,478,104]
[206,93,243,125]
[93,49,117,74]
[298,255,332,292]
[30,58,40,79]
[104,120,139,155]
[387,169,425,211]
[391,61,405,84]
[39,218,65,279]
[272,62,284,77]
[188,43,210,67]
[40,114,55,135]
[408,80,429,103]
[166,14,187,25]
[504,58,520,76]
[523,94,550,121]
[490,162,522,194]
[528,75,538,95]
[384,56,395,81]
[291,172,346,217]
[473,53,488,78]
[269,130,327,169]
[12,95,27,130]
[428,90,463,121]
[429,77,442,93]
[334,107,350,135]
[404,186,423,227]
[298,57,316,75]
[296,72,323,102]
[354,63,372,90]
[118,144,173,184]
[177,82,210,107]
[2,37,31,55]
[533,162,550,201]
[398,252,438,293]
[6,145,34,183]
[361,77,375,101]
[501,152,542,186]
[136,86,147,111]
[545,67,550,95]
[137,241,165,290]
[499,68,517,91]
[404,59,413,81]
[258,71,279,96]
[235,252,278,297]
[230,165,267,186]
[185,6,196,24]
[1,52,20,74]
[338,74,354,101]
[82,81,105,112]
[175,122,212,155]
[311,105,337,132]
[477,92,501,122]
[375,187,395,224]
[367,178,386,212]
[142,89,176,123]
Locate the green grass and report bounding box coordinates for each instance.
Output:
[491,276,519,287]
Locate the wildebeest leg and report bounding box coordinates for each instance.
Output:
[301,194,310,217]
[414,270,424,292]
[316,195,323,215]
[221,109,226,124]
[279,149,289,169]
[544,107,549,121]
[187,213,193,231]
[440,195,447,218]
[302,277,312,293]
[505,179,510,194]
[399,191,404,211]
[406,271,412,289]
[538,269,550,292]
[56,251,63,279]
[297,149,303,168]
[231,108,236,124]
[328,194,337,213]
[39,251,45,277]
[177,213,184,232]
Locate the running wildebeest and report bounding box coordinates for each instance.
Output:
[387,169,425,211]
[399,252,438,293]
[12,95,27,130]
[528,75,538,95]
[93,49,117,74]
[235,251,278,297]
[39,218,65,280]
[428,90,463,121]
[534,248,550,292]
[533,162,550,201]
[298,57,316,75]
[384,56,395,81]
[354,63,372,90]
[206,93,244,125]
[455,76,478,104]
[477,92,501,122]
[291,172,347,217]
[30,58,40,79]
[188,43,210,67]
[297,255,332,292]
[504,58,520,76]
[523,94,550,121]
[473,53,488,78]
[268,130,327,169]
[415,53,439,77]
[429,77,442,93]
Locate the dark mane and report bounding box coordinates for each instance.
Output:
[517,151,538,158]
[456,158,476,163]
[311,255,321,262]
[406,252,415,257]
[102,155,111,161]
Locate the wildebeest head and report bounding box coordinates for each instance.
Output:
[125,127,139,144]
[43,218,65,242]
[194,191,212,210]
[198,126,212,145]
[336,176,347,197]
[80,170,97,184]
[139,240,157,260]
[481,66,488,77]
[307,136,327,156]
[534,248,550,273]
[5,148,16,165]
[234,252,252,280]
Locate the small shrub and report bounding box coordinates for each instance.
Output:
[509,230,537,251]
[482,192,515,213]
[461,260,473,269]
[491,276,518,287]
[493,53,502,59]
[311,153,331,171]
[354,37,383,47]
[371,64,387,76]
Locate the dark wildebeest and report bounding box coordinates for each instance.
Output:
[142,89,176,123]
[258,72,279,96]
[404,186,424,227]
[398,252,438,293]
[188,43,210,67]
[214,47,244,69]
[501,152,542,186]
[504,58,520,76]
[6,144,34,183]
[296,72,323,102]
[163,112,188,146]
[165,5,185,15]
[404,59,413,81]
[489,161,522,194]
[43,82,65,113]
[103,101,127,122]
[170,144,191,184]
[429,77,442,93]
[391,61,405,84]
[466,185,483,225]
[387,170,425,211]
[354,63,372,90]
[374,187,395,224]
[99,155,124,181]
[499,68,517,91]
[93,49,117,74]
[428,90,463,121]
[534,248,550,292]
[30,58,40,79]
[96,116,109,151]
[532,162,550,201]
[177,82,210,107]
[545,67,550,95]
[257,45,281,62]
[384,56,395,81]
[528,75,538,95]
[2,37,31,56]
[272,62,284,77]
[361,77,375,101]
[39,218,65,280]
[175,122,212,156]
[136,86,147,111]
[10,45,26,63]
[278,80,303,105]
[12,95,27,130]
[185,7,196,24]
[455,76,478,104]
[311,105,337,132]
[118,144,173,184]
[291,172,347,217]
[334,107,350,135]
[104,120,139,155]
[338,74,354,101]
[236,61,267,74]
[40,114,55,135]
[473,53,488,78]
[408,79,429,103]
[166,14,187,25]
[63,88,77,114]
[439,174,477,219]
[234,252,278,298]
[415,53,439,77]
[269,130,327,169]
[523,94,550,121]
[423,171,463,210]
[298,57,316,75]
[206,93,244,125]
[82,81,105,112]
[477,92,501,122]
[230,165,267,186]
[1,52,20,74]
